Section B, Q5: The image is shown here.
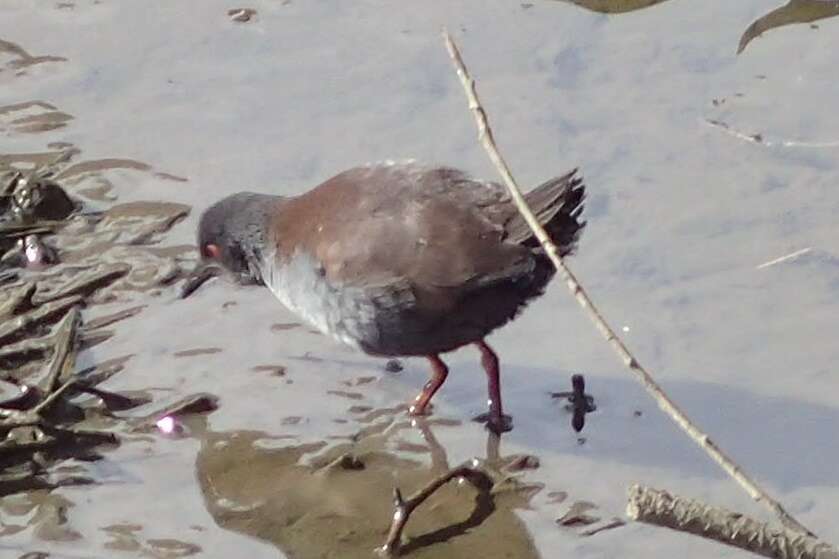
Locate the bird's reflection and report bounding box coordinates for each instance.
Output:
[192,409,542,559]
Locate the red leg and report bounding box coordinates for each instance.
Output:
[409,355,449,416]
[476,340,511,433]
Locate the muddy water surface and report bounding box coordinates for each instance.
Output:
[2,1,838,558]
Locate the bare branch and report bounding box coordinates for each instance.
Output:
[441,28,813,537]
[378,464,493,556]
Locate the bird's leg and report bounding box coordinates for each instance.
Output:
[409,355,449,416]
[475,340,512,433]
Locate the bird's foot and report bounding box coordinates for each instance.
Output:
[407,403,434,417]
[472,412,513,434]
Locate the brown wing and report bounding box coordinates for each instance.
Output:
[272,164,536,314]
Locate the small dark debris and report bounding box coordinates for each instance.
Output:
[580,518,626,537]
[348,405,373,414]
[326,390,364,401]
[84,387,150,412]
[164,393,218,416]
[633,410,642,417]
[228,8,256,22]
[557,501,600,527]
[270,322,299,332]
[344,375,376,387]
[85,305,146,330]
[338,453,365,470]
[250,364,287,377]
[551,373,596,433]
[505,454,540,471]
[384,359,403,373]
[290,352,324,363]
[132,393,219,431]
[173,347,222,358]
[546,490,567,504]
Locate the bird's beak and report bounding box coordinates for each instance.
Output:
[180,261,222,299]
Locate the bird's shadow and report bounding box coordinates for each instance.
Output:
[426,361,839,491]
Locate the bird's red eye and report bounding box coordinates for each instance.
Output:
[202,243,221,259]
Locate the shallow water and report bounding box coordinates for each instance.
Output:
[1,0,838,557]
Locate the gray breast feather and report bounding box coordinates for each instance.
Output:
[260,250,416,352]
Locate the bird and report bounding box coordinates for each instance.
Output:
[192,161,585,432]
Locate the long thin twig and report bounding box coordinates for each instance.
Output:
[702,118,839,149]
[756,248,812,270]
[627,485,838,559]
[442,29,813,537]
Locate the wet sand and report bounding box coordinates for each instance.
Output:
[2,1,838,557]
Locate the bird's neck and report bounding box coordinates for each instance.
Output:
[228,193,283,286]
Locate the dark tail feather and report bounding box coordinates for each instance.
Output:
[504,169,585,256]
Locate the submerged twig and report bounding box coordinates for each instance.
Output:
[756,248,813,270]
[442,29,813,536]
[627,485,838,559]
[378,463,493,556]
[703,118,839,149]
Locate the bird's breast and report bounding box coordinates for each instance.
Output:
[260,250,380,350]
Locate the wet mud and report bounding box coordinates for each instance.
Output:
[2,1,839,558]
